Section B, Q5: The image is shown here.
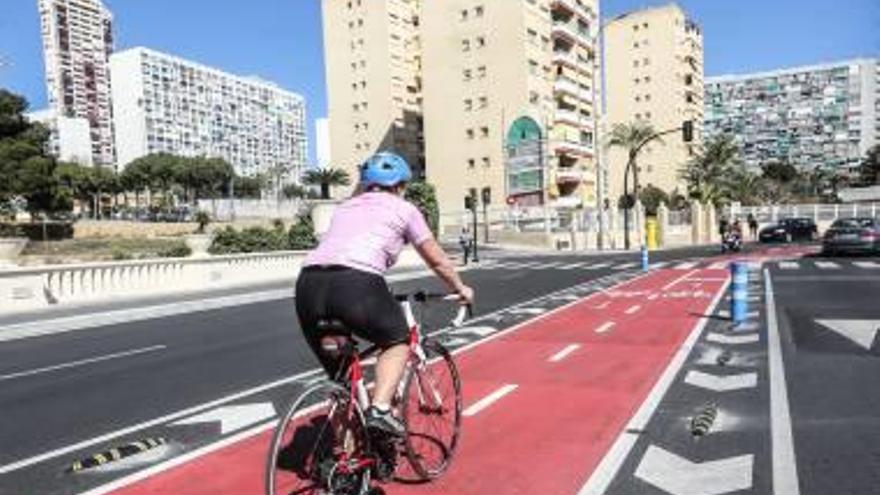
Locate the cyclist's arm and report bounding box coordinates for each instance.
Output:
[414,238,473,302]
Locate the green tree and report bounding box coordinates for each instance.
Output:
[859,145,879,186]
[637,185,669,216]
[606,121,662,196]
[234,174,266,199]
[404,180,439,237]
[120,159,151,210]
[303,167,351,200]
[725,166,765,205]
[288,213,318,250]
[679,134,742,205]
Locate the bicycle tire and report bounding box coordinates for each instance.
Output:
[400,340,463,480]
[265,381,372,495]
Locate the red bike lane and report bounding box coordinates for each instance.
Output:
[103,266,728,495]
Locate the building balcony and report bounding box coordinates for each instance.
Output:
[554,109,583,127]
[554,77,581,98]
[551,0,595,22]
[551,22,591,47]
[555,140,594,157]
[552,50,582,72]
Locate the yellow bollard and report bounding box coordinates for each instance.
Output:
[646,218,658,250]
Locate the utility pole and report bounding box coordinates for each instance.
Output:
[465,192,479,263]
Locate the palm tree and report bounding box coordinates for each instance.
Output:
[303,168,351,200]
[606,121,663,249]
[679,134,742,205]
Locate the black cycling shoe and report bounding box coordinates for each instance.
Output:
[365,407,406,438]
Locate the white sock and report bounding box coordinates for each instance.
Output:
[373,402,391,412]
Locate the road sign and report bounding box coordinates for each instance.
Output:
[814,319,880,350]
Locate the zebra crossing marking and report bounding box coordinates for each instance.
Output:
[853,261,880,269]
[613,262,639,270]
[778,261,800,270]
[814,261,840,269]
[674,262,698,270]
[708,261,729,270]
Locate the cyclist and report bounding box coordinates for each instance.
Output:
[295,151,474,438]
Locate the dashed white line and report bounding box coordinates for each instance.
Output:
[662,269,699,291]
[778,261,800,270]
[548,344,581,363]
[614,262,639,270]
[594,301,611,310]
[0,345,167,382]
[594,321,616,334]
[587,263,610,270]
[462,384,518,417]
[624,304,642,315]
[708,261,729,270]
[674,261,698,270]
[853,261,880,269]
[814,261,840,269]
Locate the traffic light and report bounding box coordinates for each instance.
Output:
[481,187,491,206]
[464,195,475,211]
[682,120,694,143]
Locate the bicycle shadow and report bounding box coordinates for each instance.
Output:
[276,415,334,481]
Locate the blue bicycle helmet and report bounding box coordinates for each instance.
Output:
[360,152,412,188]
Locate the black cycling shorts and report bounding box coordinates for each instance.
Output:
[295,265,409,372]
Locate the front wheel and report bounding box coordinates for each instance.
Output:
[400,340,463,480]
[266,381,372,495]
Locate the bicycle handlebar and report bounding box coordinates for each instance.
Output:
[394,290,473,327]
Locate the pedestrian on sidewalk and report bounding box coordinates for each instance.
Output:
[459,227,472,265]
[718,215,730,239]
[747,213,758,240]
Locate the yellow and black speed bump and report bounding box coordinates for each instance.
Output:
[690,403,719,437]
[68,437,167,473]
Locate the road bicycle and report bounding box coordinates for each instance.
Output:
[265,290,469,495]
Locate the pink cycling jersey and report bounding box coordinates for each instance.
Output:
[303,192,433,275]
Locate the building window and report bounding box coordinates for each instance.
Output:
[462,39,471,51]
[529,91,539,103]
[635,95,641,102]
[464,69,472,81]
[477,66,487,78]
[476,36,486,48]
[634,60,639,68]
[482,157,491,167]
[466,129,475,139]
[644,94,651,102]
[478,96,488,108]
[464,99,473,111]
[644,75,651,83]
[480,126,489,138]
[684,74,693,86]
[643,22,648,29]
[475,5,484,17]
[461,9,468,21]
[468,159,476,169]
[633,41,639,48]
[643,57,650,66]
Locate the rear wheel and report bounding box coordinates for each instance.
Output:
[400,341,462,480]
[266,381,372,495]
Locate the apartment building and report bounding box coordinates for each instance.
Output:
[422,0,600,216]
[705,59,879,174]
[37,0,116,167]
[109,47,307,183]
[604,3,704,204]
[322,0,425,194]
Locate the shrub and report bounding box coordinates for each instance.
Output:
[111,247,133,261]
[194,211,211,234]
[157,243,192,258]
[209,225,287,254]
[288,214,317,250]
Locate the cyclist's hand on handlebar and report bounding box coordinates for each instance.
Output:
[457,284,475,306]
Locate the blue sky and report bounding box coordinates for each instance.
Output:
[1,0,877,165]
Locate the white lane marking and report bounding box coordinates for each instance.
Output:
[594,301,611,310]
[634,446,754,495]
[624,304,642,315]
[587,263,610,270]
[662,269,699,291]
[684,370,758,391]
[528,262,562,270]
[650,262,669,269]
[171,403,275,435]
[0,345,166,382]
[706,332,760,345]
[853,261,880,269]
[508,307,547,316]
[594,321,616,334]
[764,269,801,495]
[462,384,518,417]
[559,262,587,270]
[66,270,652,493]
[0,367,323,475]
[778,261,800,270]
[708,261,729,270]
[577,278,730,495]
[674,261,698,270]
[814,261,840,269]
[613,262,639,270]
[548,344,581,363]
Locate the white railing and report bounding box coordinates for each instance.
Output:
[727,203,879,224]
[198,199,306,221]
[0,251,307,314]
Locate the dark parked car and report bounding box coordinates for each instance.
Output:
[759,217,818,243]
[822,217,880,255]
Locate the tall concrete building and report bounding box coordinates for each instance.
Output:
[109,47,308,183]
[604,3,704,204]
[37,0,115,167]
[26,109,94,166]
[422,0,600,216]
[321,0,425,193]
[705,59,879,174]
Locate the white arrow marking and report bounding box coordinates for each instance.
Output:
[172,403,275,434]
[815,319,880,350]
[625,304,642,315]
[635,445,753,495]
[448,326,497,338]
[684,370,757,391]
[706,333,759,345]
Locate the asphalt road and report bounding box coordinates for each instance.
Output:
[0,245,723,494]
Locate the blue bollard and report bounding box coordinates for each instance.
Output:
[730,261,749,324]
[641,245,649,272]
